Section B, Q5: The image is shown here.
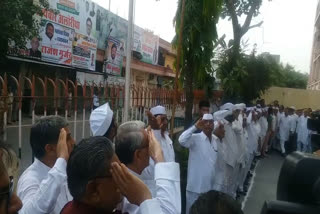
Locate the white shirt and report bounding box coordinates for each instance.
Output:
[246,119,260,155]
[232,119,246,165]
[212,135,228,193]
[277,112,284,138]
[279,115,290,141]
[259,116,268,138]
[17,158,72,214]
[179,126,218,193]
[140,129,175,197]
[289,114,299,133]
[42,35,56,48]
[297,116,309,144]
[119,162,181,214]
[153,129,175,162]
[223,123,238,168]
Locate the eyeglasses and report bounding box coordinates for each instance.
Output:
[0,176,14,210]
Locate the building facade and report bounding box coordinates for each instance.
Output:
[308,0,320,90]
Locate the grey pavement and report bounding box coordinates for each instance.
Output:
[243,152,285,214]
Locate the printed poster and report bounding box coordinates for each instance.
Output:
[104,37,125,76]
[7,37,42,60]
[72,33,97,71]
[141,31,159,65]
[40,21,74,65]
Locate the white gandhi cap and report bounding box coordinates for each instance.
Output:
[90,103,114,136]
[150,105,166,115]
[234,103,246,111]
[203,113,214,120]
[213,110,231,121]
[220,103,235,111]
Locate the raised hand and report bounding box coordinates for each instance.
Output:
[57,128,69,161]
[110,162,151,206]
[146,110,160,129]
[147,129,164,163]
[195,118,206,130]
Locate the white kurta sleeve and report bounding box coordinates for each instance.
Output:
[17,158,67,214]
[154,162,181,214]
[139,199,163,214]
[178,125,197,148]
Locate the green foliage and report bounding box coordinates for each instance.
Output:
[217,49,271,103]
[217,50,308,103]
[271,63,308,89]
[0,0,49,63]
[221,0,263,20]
[173,0,223,127]
[173,0,223,88]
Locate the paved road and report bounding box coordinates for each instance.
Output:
[243,152,285,214]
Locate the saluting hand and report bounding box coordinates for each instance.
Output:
[147,127,164,163]
[146,110,161,129]
[195,118,206,130]
[110,162,151,206]
[57,128,69,161]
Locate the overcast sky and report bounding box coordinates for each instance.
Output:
[93,0,318,74]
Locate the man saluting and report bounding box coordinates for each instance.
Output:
[179,114,218,214]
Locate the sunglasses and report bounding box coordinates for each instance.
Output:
[0,176,14,210]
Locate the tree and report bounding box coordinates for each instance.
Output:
[272,63,308,89]
[0,0,49,63]
[217,50,309,104]
[173,0,223,128]
[217,48,274,103]
[218,0,271,101]
[221,0,265,61]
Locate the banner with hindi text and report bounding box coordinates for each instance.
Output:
[40,21,74,65]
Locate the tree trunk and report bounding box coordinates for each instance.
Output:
[231,25,242,67]
[184,66,194,129]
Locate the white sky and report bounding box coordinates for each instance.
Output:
[93,0,318,74]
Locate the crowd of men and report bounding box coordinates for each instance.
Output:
[0,99,316,214]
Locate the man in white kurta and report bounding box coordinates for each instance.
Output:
[179,114,218,214]
[212,110,236,198]
[149,106,175,162]
[232,104,247,193]
[258,109,268,154]
[245,110,259,176]
[17,116,74,214]
[297,110,309,152]
[115,121,180,214]
[279,109,291,155]
[140,106,176,197]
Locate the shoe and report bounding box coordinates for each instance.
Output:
[281,153,286,157]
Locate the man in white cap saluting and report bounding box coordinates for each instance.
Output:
[89,103,118,141]
[147,105,175,162]
[179,113,218,214]
[231,104,247,195]
[212,109,237,198]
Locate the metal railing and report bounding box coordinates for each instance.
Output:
[0,73,187,159]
